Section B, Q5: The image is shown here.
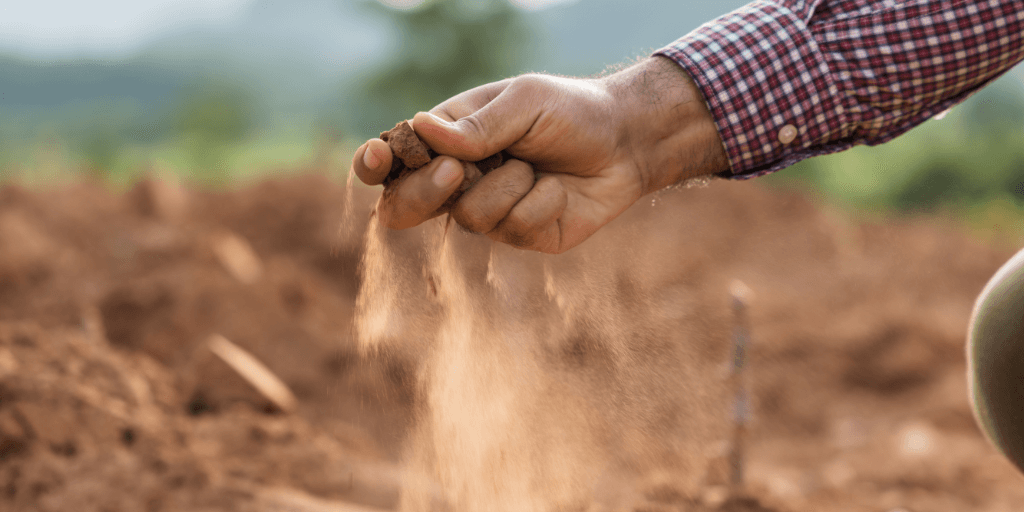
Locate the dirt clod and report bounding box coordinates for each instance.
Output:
[381,120,433,176]
[380,120,512,209]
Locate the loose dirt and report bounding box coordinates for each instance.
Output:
[0,174,1021,512]
[379,120,508,209]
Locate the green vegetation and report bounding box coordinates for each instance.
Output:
[171,80,260,182]
[328,0,534,138]
[761,76,1024,222]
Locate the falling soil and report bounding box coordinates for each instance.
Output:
[0,172,1022,512]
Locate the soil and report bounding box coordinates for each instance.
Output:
[382,121,434,180]
[0,174,1021,512]
[380,120,509,209]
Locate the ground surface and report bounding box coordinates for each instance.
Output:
[0,174,1021,512]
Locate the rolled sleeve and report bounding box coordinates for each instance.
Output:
[657,1,853,179]
[658,0,1024,180]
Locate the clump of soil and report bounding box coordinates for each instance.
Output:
[381,120,433,175]
[380,120,511,209]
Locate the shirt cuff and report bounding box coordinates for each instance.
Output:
[656,1,852,179]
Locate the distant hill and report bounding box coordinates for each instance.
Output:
[0,0,382,122]
[0,0,747,113]
[0,55,185,112]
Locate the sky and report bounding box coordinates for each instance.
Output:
[0,0,258,58]
[0,0,576,58]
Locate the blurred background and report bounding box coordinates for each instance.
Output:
[3,0,1023,222]
[3,3,1024,511]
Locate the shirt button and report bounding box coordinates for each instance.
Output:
[778,124,798,144]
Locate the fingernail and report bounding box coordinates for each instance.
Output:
[363,147,381,169]
[433,160,462,188]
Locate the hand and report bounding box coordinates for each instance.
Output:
[351,56,729,254]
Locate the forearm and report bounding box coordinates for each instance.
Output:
[603,56,730,193]
[658,0,1024,179]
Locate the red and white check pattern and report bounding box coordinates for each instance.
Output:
[657,0,1024,179]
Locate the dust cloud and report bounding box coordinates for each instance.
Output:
[350,190,733,511]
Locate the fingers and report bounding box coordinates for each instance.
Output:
[373,152,576,253]
[353,78,512,185]
[378,157,464,230]
[412,75,547,161]
[451,159,535,234]
[488,176,568,253]
[450,160,572,253]
[352,138,393,186]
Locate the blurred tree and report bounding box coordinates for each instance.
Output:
[50,101,147,181]
[172,80,259,179]
[961,76,1024,138]
[0,123,10,167]
[175,81,256,145]
[79,126,119,179]
[333,0,536,137]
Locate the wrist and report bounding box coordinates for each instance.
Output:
[604,56,729,194]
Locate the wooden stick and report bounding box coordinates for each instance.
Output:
[207,334,297,413]
[727,280,754,492]
[257,486,393,512]
[212,232,263,284]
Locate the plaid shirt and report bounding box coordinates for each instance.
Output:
[657,0,1024,179]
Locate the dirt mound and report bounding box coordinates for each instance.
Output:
[0,175,1020,511]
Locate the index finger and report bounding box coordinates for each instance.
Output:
[352,138,394,186]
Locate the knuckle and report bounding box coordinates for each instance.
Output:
[548,237,570,255]
[502,161,536,194]
[501,181,526,200]
[535,175,564,193]
[458,114,488,139]
[511,73,548,94]
[500,211,535,244]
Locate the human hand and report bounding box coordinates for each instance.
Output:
[351,56,728,254]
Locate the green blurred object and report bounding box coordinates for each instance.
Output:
[762,71,1024,214]
[175,83,255,145]
[968,247,1024,474]
[335,0,534,138]
[173,80,259,180]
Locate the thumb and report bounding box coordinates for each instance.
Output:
[413,84,540,161]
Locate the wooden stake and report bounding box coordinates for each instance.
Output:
[207,334,297,413]
[727,280,754,493]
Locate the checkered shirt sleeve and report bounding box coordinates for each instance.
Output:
[656,0,1024,179]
